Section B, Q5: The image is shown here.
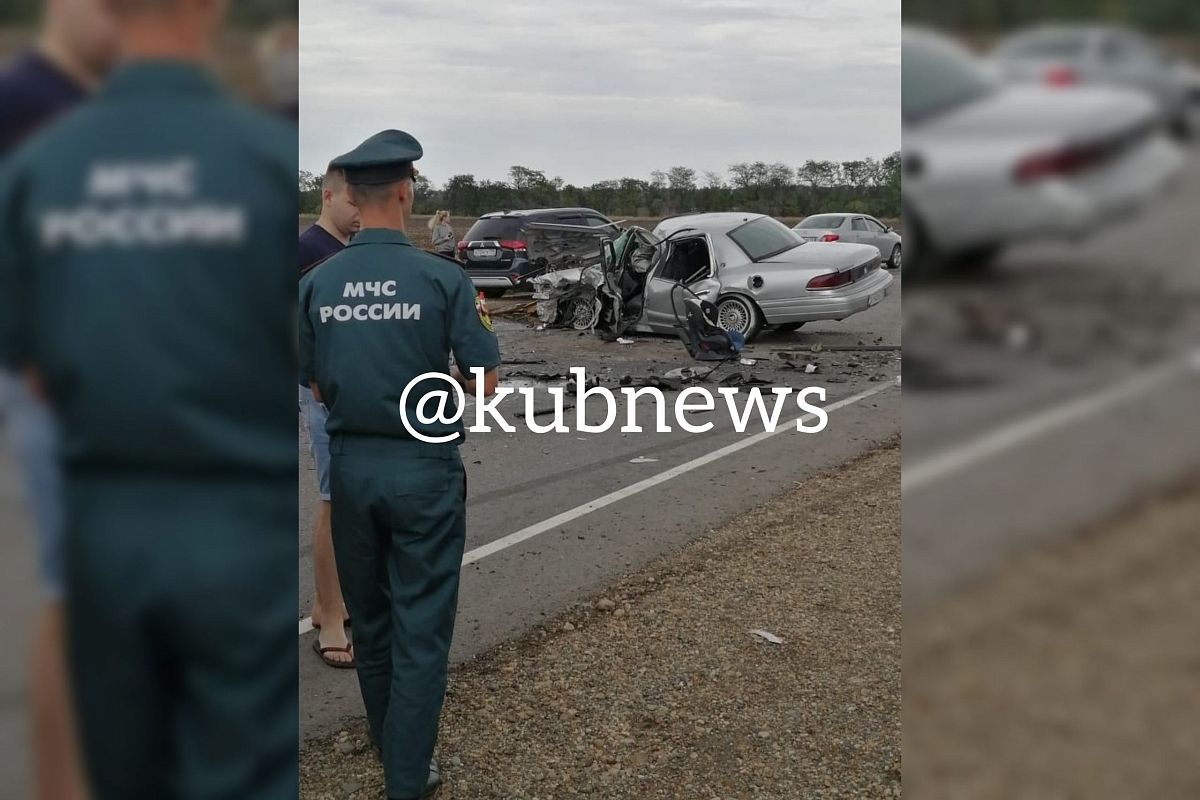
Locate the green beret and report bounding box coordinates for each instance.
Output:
[330,129,423,185]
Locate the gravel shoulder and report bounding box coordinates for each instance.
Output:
[905,473,1200,799]
[300,442,901,799]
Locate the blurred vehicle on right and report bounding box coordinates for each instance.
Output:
[994,24,1197,140]
[902,27,1186,277]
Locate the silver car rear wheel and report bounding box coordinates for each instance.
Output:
[715,295,763,342]
[888,244,902,270]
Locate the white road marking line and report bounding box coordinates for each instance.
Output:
[460,383,893,566]
[299,381,895,636]
[902,347,1200,494]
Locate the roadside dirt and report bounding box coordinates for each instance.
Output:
[905,474,1200,799]
[300,443,901,799]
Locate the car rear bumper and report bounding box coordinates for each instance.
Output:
[762,268,894,324]
[468,274,516,288]
[466,256,535,289]
[929,134,1185,252]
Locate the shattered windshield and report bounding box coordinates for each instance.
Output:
[727,217,802,261]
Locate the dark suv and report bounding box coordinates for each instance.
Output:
[458,207,615,297]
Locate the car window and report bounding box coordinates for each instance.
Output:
[556,215,586,226]
[796,214,845,229]
[727,217,801,261]
[999,31,1089,61]
[865,218,888,233]
[585,215,613,228]
[463,217,524,241]
[904,31,998,123]
[851,218,869,232]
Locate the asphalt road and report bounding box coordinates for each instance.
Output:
[903,142,1200,609]
[298,278,903,739]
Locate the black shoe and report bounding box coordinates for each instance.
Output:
[423,759,442,797]
[389,759,441,800]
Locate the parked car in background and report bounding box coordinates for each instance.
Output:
[793,213,902,268]
[994,24,1197,140]
[902,27,1185,277]
[458,207,616,297]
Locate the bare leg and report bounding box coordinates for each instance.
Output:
[30,603,90,800]
[311,500,352,664]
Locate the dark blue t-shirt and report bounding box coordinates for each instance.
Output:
[298,223,345,275]
[0,50,87,156]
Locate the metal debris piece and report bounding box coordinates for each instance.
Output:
[774,345,901,357]
[629,456,659,464]
[750,629,784,645]
[664,365,718,382]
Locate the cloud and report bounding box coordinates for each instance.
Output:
[300,0,900,186]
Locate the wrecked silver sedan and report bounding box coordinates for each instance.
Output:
[530,212,893,343]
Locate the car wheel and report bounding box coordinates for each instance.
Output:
[565,297,600,331]
[482,287,507,299]
[715,295,763,343]
[776,322,805,332]
[887,244,902,270]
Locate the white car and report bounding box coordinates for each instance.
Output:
[793,213,903,269]
[994,24,1197,140]
[903,27,1185,276]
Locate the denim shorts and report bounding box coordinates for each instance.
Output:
[298,385,331,501]
[0,370,65,600]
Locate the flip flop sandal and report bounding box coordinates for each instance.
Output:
[312,637,356,669]
[311,616,351,630]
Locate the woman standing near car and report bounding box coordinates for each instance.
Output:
[428,209,456,256]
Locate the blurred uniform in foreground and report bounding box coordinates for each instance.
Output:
[0,1,117,797]
[299,130,501,800]
[0,0,298,798]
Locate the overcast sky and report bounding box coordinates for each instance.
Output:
[300,0,900,187]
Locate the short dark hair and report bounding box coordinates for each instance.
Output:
[345,162,415,207]
[322,167,346,192]
[347,180,403,208]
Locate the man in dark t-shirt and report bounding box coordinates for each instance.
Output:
[300,166,359,668]
[0,3,116,799]
[300,166,359,272]
[0,2,117,155]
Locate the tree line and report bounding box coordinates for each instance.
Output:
[0,0,293,24]
[904,0,1198,33]
[299,154,901,221]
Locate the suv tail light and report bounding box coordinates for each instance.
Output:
[1044,66,1078,87]
[807,271,852,290]
[498,240,527,251]
[819,233,840,242]
[456,240,468,251]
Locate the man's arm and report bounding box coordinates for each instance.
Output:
[448,271,502,397]
[451,365,499,397]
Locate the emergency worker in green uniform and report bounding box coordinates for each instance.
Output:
[299,129,501,800]
[0,1,297,798]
